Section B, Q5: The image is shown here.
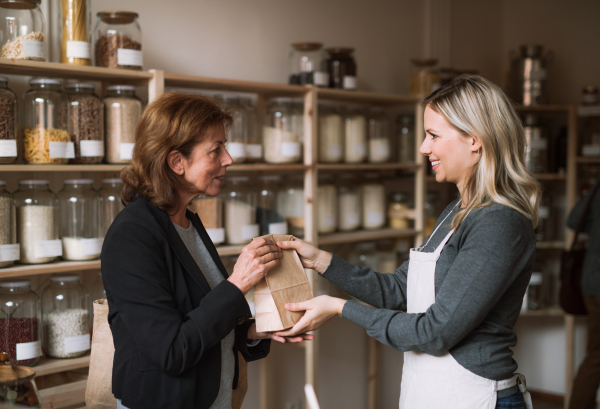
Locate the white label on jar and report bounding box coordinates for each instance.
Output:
[582,144,600,157]
[0,244,20,262]
[34,239,63,258]
[79,140,104,157]
[343,76,357,90]
[578,106,600,117]
[313,71,330,87]
[120,143,135,160]
[49,141,75,159]
[281,142,300,158]
[22,40,47,59]
[64,334,91,354]
[268,222,288,235]
[327,144,342,159]
[227,142,246,159]
[538,206,550,219]
[353,143,366,158]
[0,139,17,157]
[246,144,263,159]
[242,224,259,241]
[206,228,225,244]
[80,238,103,256]
[66,40,91,59]
[369,139,390,162]
[367,212,385,227]
[322,214,336,229]
[344,212,360,227]
[529,139,547,150]
[117,49,143,67]
[16,340,42,361]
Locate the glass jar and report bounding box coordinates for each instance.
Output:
[240,97,262,163]
[388,192,411,229]
[256,176,286,236]
[0,77,18,164]
[222,177,258,245]
[367,108,391,163]
[216,94,247,163]
[58,179,102,261]
[94,11,142,69]
[0,281,42,367]
[288,42,329,87]
[104,85,142,164]
[317,175,337,234]
[535,192,553,242]
[522,271,544,311]
[65,83,104,164]
[14,180,60,264]
[41,276,90,358]
[0,181,17,268]
[0,359,41,406]
[349,242,380,272]
[325,47,357,90]
[60,0,91,65]
[277,175,304,238]
[579,87,600,157]
[397,115,415,163]
[343,106,367,164]
[523,114,547,173]
[22,78,71,164]
[188,195,224,244]
[337,173,361,232]
[409,58,440,97]
[362,174,386,230]
[318,103,344,163]
[0,0,46,61]
[424,191,439,237]
[99,178,123,236]
[263,98,301,164]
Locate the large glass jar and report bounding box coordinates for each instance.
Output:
[343,106,367,164]
[188,195,224,244]
[14,180,60,264]
[349,242,380,272]
[367,108,391,163]
[361,174,386,230]
[0,359,41,406]
[60,0,91,65]
[41,276,90,359]
[263,98,301,164]
[99,178,124,236]
[317,175,337,234]
[288,42,329,87]
[22,79,71,164]
[337,174,361,231]
[0,77,18,164]
[0,0,47,61]
[104,85,142,164]
[222,177,258,245]
[318,103,344,163]
[216,94,247,163]
[325,47,357,90]
[579,86,600,157]
[94,11,142,70]
[0,281,42,367]
[523,114,548,173]
[65,83,104,164]
[277,175,304,238]
[409,58,440,97]
[240,97,262,163]
[58,179,102,261]
[257,175,286,236]
[397,115,415,163]
[0,181,17,268]
[388,192,411,229]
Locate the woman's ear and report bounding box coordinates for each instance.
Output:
[167,150,185,175]
[470,137,482,153]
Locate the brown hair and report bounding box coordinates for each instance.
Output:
[121,92,233,213]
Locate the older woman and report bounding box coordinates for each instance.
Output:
[101,93,312,409]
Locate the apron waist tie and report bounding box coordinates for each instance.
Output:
[494,374,533,409]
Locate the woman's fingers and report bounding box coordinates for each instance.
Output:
[274,316,312,337]
[253,243,282,257]
[285,301,309,312]
[276,240,301,250]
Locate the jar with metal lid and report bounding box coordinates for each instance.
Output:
[367,108,391,163]
[317,174,337,234]
[288,42,329,87]
[397,115,415,163]
[343,105,366,164]
[14,180,60,264]
[263,98,301,164]
[0,181,17,268]
[104,85,142,164]
[388,192,411,229]
[318,102,344,163]
[0,355,41,406]
[65,83,104,164]
[277,175,304,238]
[325,47,357,90]
[99,178,124,236]
[508,45,550,106]
[0,77,18,164]
[60,0,91,65]
[257,175,286,236]
[94,11,142,69]
[41,276,90,358]
[216,94,247,163]
[361,174,386,229]
[337,173,361,231]
[0,281,42,367]
[188,195,224,244]
[22,78,70,164]
[523,114,547,173]
[240,97,262,162]
[222,177,258,245]
[0,0,46,61]
[409,58,440,97]
[58,179,102,261]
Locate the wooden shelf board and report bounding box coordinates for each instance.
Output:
[315,87,419,106]
[164,73,307,96]
[536,241,566,250]
[0,260,100,278]
[534,173,567,181]
[0,164,125,172]
[317,163,419,171]
[216,245,245,256]
[228,164,308,172]
[520,307,566,317]
[319,228,418,245]
[35,354,91,377]
[516,104,573,113]
[577,156,600,164]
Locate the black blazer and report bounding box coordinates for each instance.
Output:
[101,196,270,409]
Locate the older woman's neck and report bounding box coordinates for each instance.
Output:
[170,191,196,228]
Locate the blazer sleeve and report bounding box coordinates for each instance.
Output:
[236,319,270,362]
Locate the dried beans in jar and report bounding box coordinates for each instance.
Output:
[66,83,104,164]
[94,11,142,70]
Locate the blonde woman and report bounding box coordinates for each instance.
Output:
[275,76,540,409]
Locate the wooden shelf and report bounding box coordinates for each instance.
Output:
[0,164,125,172]
[536,241,566,250]
[535,173,567,181]
[35,354,91,377]
[0,260,100,278]
[577,156,600,164]
[216,244,246,256]
[515,104,573,113]
[318,163,419,171]
[315,87,420,106]
[520,307,566,317]
[228,163,308,172]
[319,228,418,245]
[164,73,307,96]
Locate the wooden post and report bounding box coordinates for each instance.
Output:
[148,69,165,103]
[564,314,575,409]
[566,105,578,247]
[367,337,380,409]
[414,103,426,245]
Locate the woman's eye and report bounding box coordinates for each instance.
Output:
[213,147,220,154]
[430,133,438,139]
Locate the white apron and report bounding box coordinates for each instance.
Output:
[399,210,533,409]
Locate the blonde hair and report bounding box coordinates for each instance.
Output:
[422,75,541,229]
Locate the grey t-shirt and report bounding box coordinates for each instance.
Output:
[323,200,535,382]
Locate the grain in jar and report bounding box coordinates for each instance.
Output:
[337,173,361,231]
[222,177,258,245]
[99,178,124,235]
[188,195,224,244]
[94,11,142,70]
[397,115,415,163]
[216,94,247,163]
[240,97,262,162]
[0,0,47,61]
[263,98,301,164]
[104,85,142,164]
[256,176,286,236]
[317,175,337,234]
[344,106,367,164]
[276,175,304,238]
[60,0,92,65]
[361,174,386,229]
[318,103,344,163]
[367,108,391,163]
[65,83,104,164]
[0,181,17,268]
[0,77,18,164]
[388,192,411,229]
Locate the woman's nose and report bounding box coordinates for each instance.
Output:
[419,137,431,157]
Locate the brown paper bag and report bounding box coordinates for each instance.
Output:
[231,351,248,409]
[85,299,117,409]
[254,234,314,332]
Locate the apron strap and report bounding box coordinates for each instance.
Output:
[432,229,455,256]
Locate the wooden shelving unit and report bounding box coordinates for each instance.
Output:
[318,228,419,245]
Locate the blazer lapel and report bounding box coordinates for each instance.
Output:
[188,210,230,281]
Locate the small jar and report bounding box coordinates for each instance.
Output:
[22,79,71,164]
[337,174,361,231]
[0,359,41,405]
[317,175,337,234]
[104,85,143,164]
[41,276,90,358]
[257,176,286,236]
[349,242,380,272]
[343,106,367,164]
[14,180,60,264]
[409,58,440,96]
[361,174,386,230]
[222,177,258,245]
[188,195,224,244]
[216,95,247,163]
[0,281,42,366]
[65,83,104,164]
[0,0,47,61]
[397,115,415,163]
[94,11,142,70]
[288,42,329,87]
[0,77,18,164]
[523,271,544,311]
[240,97,262,162]
[388,192,411,229]
[0,181,17,268]
[99,178,124,236]
[60,0,92,65]
[523,114,547,173]
[325,47,357,90]
[263,98,301,164]
[318,103,344,163]
[582,86,599,106]
[58,179,102,261]
[367,108,391,163]
[277,175,304,238]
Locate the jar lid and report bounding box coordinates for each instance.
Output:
[65,82,94,89]
[291,42,323,51]
[102,178,123,184]
[18,179,49,185]
[0,365,36,383]
[97,10,139,25]
[325,47,355,55]
[0,0,40,10]
[0,281,31,288]
[50,276,80,282]
[530,272,543,285]
[107,85,135,92]
[30,78,61,86]
[63,179,94,185]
